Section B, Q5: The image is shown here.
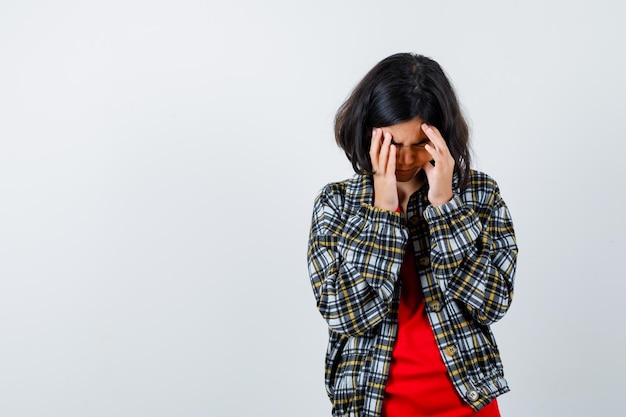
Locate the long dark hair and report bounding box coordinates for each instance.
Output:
[334,53,471,189]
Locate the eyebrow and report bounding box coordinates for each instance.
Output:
[390,137,430,146]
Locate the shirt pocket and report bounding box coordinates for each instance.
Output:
[329,336,372,415]
[331,352,365,416]
[462,324,503,379]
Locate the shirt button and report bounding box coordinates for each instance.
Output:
[418,256,430,267]
[429,300,442,312]
[466,390,480,402]
[445,345,458,357]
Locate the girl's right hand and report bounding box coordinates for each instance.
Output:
[369,128,399,211]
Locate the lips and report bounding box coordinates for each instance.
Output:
[396,169,415,175]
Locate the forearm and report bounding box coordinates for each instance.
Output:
[425,194,518,325]
[308,194,408,336]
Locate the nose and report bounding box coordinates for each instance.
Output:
[396,146,414,166]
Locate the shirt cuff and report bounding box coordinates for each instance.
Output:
[361,203,406,228]
[423,195,463,220]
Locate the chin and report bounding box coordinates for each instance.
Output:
[396,175,417,183]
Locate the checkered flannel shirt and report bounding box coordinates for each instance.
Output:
[307,170,518,417]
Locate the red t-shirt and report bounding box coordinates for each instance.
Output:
[381,248,501,417]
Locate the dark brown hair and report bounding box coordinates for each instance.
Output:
[334,53,471,189]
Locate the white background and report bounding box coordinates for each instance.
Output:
[1,1,625,416]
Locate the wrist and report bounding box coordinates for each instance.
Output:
[429,193,454,207]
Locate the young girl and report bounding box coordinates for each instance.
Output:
[307,53,518,417]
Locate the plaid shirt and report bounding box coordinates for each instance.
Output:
[307,170,518,417]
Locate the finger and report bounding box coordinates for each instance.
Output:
[378,132,392,174]
[422,123,448,152]
[369,128,382,172]
[424,142,455,174]
[424,142,437,157]
[422,158,435,175]
[387,142,396,176]
[369,128,382,158]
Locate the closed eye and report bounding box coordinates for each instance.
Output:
[390,138,430,148]
[412,139,430,148]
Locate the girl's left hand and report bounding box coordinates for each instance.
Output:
[421,123,455,206]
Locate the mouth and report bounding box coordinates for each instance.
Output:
[396,169,415,175]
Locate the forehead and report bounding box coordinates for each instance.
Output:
[382,117,426,143]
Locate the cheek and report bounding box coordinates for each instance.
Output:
[414,149,432,165]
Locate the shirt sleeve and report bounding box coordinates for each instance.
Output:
[307,185,409,336]
[424,185,518,326]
